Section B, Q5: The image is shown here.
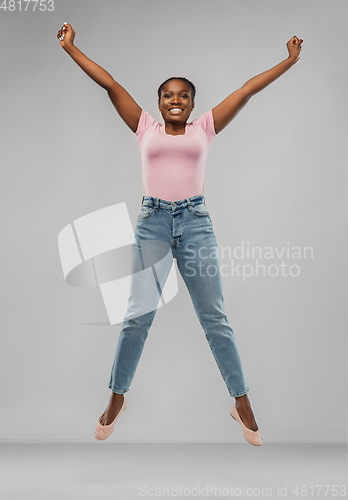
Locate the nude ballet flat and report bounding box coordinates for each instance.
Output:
[94,397,127,441]
[230,403,263,446]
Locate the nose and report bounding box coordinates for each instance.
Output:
[171,96,181,104]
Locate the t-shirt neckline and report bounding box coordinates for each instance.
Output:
[163,123,188,136]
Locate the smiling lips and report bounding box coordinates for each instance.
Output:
[168,108,184,114]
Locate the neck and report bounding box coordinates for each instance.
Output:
[165,122,186,135]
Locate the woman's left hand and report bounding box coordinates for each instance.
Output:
[286,36,303,62]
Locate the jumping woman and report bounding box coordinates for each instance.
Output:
[57,22,303,446]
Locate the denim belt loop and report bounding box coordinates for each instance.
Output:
[155,198,159,212]
[186,198,193,211]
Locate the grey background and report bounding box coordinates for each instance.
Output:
[0,0,347,445]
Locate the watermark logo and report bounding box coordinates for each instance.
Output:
[58,203,177,326]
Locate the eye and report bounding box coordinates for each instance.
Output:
[163,93,189,99]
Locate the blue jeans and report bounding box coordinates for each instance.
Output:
[108,194,249,398]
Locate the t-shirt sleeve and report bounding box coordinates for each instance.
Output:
[135,109,157,141]
[194,109,216,142]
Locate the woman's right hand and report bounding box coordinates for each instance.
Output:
[57,22,75,48]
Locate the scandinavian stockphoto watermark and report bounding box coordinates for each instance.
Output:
[183,241,314,281]
[138,483,347,497]
[58,202,314,326]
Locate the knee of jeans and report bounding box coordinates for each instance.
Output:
[123,310,155,329]
[200,312,230,329]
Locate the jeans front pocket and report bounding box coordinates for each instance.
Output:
[192,202,210,217]
[138,205,155,220]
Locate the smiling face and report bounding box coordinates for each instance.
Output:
[158,79,195,125]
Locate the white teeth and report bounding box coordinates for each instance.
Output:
[169,108,183,112]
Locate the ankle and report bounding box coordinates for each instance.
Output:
[235,394,250,406]
[110,392,124,402]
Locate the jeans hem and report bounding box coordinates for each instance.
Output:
[231,386,250,398]
[108,385,129,394]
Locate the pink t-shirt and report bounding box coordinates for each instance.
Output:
[135,109,216,201]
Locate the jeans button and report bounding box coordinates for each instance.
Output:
[173,203,177,207]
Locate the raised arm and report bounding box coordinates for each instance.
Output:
[212,36,303,135]
[57,23,142,133]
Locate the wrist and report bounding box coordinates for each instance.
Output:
[287,55,299,65]
[63,42,75,53]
